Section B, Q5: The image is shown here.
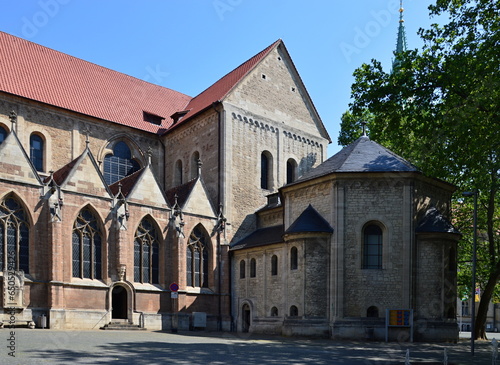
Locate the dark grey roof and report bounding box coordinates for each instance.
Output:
[416,206,461,235]
[295,136,419,184]
[285,204,333,235]
[230,225,284,251]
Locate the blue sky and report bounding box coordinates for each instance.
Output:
[1,1,443,156]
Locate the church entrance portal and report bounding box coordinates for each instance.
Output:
[111,285,128,320]
[242,304,251,332]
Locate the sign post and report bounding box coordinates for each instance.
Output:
[170,283,179,333]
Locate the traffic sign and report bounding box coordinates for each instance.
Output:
[169,282,179,292]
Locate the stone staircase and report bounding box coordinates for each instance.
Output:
[100,320,146,330]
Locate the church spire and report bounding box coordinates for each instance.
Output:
[392,0,408,72]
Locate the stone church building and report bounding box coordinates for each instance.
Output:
[0,31,459,341]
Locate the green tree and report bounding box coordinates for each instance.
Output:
[341,0,500,339]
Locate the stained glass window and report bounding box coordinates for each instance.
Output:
[72,208,102,279]
[186,225,209,287]
[0,196,29,273]
[134,217,160,284]
[103,141,140,185]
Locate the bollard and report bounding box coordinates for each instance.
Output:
[405,349,410,365]
[444,348,448,365]
[492,338,498,365]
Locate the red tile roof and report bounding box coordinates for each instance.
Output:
[170,39,281,129]
[0,31,282,135]
[0,31,191,134]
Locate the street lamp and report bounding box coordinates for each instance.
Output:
[463,189,478,356]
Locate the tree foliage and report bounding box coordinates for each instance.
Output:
[340,0,500,339]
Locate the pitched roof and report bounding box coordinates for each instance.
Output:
[285,204,333,235]
[416,206,461,235]
[168,39,282,129]
[0,31,191,134]
[109,168,145,197]
[165,178,198,207]
[293,136,418,184]
[230,225,284,251]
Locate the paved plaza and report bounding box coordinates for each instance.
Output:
[1,329,498,364]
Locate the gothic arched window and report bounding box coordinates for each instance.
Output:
[30,134,44,172]
[103,141,140,185]
[186,225,209,287]
[363,224,383,269]
[134,217,160,284]
[72,208,102,279]
[0,195,29,273]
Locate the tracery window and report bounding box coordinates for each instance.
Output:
[0,195,29,273]
[103,141,140,185]
[30,134,44,171]
[72,208,102,279]
[186,225,209,287]
[363,224,383,269]
[134,217,160,284]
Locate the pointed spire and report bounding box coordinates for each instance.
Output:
[9,110,17,130]
[197,158,203,178]
[392,0,408,72]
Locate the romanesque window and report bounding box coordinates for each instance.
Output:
[286,159,297,184]
[290,246,298,270]
[0,195,29,273]
[103,141,140,185]
[363,224,383,269]
[190,151,200,179]
[72,208,102,279]
[260,151,272,190]
[271,307,278,317]
[271,255,278,276]
[186,225,209,287]
[239,260,245,279]
[134,217,160,284]
[289,305,298,317]
[30,134,44,172]
[250,258,256,278]
[174,159,183,186]
[0,126,7,145]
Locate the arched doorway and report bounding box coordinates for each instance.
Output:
[242,304,251,333]
[111,285,128,320]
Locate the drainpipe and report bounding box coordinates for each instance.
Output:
[212,102,224,331]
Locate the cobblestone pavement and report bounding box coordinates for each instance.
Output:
[1,329,498,364]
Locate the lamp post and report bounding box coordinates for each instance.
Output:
[463,189,478,356]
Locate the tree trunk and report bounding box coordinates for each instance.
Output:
[475,262,500,340]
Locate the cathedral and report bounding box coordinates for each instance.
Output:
[0,30,459,341]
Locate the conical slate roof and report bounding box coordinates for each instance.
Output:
[294,136,418,184]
